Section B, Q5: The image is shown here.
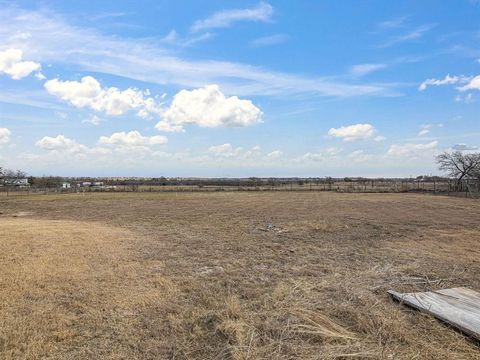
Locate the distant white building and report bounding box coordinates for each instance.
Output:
[62,183,71,189]
[4,178,29,187]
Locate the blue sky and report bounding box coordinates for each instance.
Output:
[0,0,479,177]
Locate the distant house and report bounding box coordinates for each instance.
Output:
[62,183,71,189]
[4,178,30,187]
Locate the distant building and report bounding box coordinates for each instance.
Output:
[76,181,108,188]
[62,183,71,189]
[4,178,30,187]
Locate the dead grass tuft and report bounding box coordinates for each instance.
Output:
[290,308,357,341]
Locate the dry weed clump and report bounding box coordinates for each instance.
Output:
[289,308,357,340]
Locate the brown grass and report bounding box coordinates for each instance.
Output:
[0,192,479,359]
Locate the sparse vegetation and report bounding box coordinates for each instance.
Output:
[1,191,479,359]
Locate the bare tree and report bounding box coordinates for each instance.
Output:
[14,170,27,179]
[436,151,480,184]
[3,169,16,180]
[473,166,480,180]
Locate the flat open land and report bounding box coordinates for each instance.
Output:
[1,192,479,359]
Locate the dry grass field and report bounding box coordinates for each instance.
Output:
[1,192,479,359]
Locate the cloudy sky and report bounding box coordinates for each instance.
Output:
[0,1,479,177]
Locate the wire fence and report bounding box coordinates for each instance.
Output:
[2,178,479,198]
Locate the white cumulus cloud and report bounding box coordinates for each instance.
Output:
[36,135,85,152]
[156,85,262,132]
[154,121,185,133]
[457,75,480,91]
[0,128,11,145]
[44,76,164,117]
[387,141,438,157]
[191,2,273,32]
[265,150,282,159]
[208,143,243,157]
[301,148,341,162]
[207,143,273,161]
[99,130,168,147]
[0,48,41,79]
[328,123,377,141]
[35,133,167,159]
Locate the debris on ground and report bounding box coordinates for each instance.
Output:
[389,287,480,340]
[258,223,287,234]
[197,265,225,276]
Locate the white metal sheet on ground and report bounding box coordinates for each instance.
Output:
[388,287,480,340]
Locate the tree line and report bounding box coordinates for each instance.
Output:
[2,150,480,188]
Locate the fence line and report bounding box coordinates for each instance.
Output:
[2,179,479,198]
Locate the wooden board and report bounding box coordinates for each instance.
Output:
[388,287,480,340]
